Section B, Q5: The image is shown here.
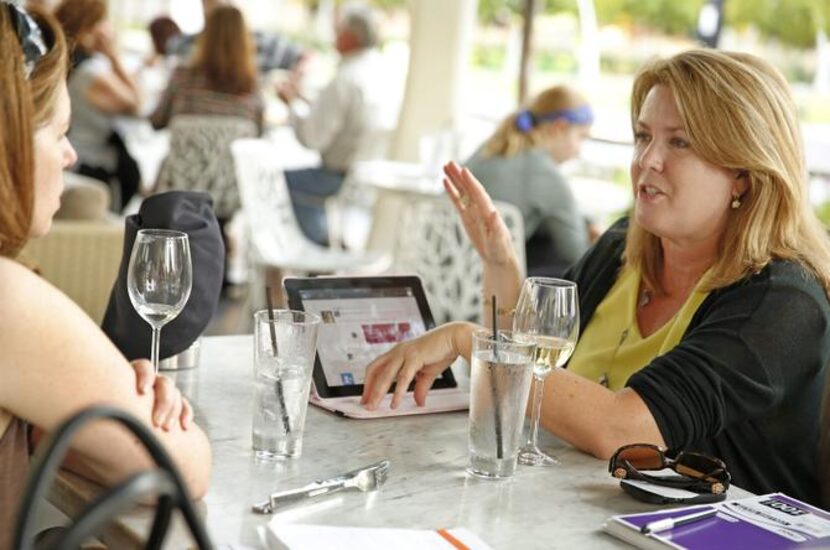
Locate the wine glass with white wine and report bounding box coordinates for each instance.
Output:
[513,277,579,466]
[127,229,193,373]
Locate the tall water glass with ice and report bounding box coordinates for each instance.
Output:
[252,309,321,460]
[467,330,536,479]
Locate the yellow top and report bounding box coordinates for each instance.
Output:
[567,264,710,391]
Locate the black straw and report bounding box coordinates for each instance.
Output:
[491,295,504,459]
[491,296,498,344]
[266,287,291,434]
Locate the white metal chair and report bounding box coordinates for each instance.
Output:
[370,193,525,325]
[231,138,389,278]
[155,115,258,220]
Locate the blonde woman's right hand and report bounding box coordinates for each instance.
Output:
[443,161,517,267]
[361,322,474,411]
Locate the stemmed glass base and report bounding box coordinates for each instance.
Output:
[518,374,560,467]
[518,446,559,466]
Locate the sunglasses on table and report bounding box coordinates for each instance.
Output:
[608,443,731,495]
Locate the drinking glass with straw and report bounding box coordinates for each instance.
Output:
[466,296,535,478]
[252,291,321,460]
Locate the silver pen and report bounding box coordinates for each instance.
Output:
[640,507,718,534]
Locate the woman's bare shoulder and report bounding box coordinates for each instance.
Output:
[0,256,106,358]
[0,256,72,309]
[0,256,40,298]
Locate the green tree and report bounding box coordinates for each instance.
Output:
[726,0,830,49]
[298,0,407,10]
[478,0,521,24]
[477,0,705,37]
[594,0,705,36]
[478,0,578,25]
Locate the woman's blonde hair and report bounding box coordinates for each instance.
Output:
[192,5,257,95]
[0,7,68,258]
[625,49,830,296]
[483,85,589,158]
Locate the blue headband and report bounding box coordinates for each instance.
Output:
[515,104,594,133]
[4,1,47,79]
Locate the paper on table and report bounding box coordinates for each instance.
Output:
[260,523,492,550]
[621,479,703,499]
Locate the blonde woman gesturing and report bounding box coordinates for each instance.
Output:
[363,50,830,507]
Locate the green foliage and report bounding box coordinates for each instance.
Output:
[478,0,576,24]
[474,0,830,50]
[535,50,578,72]
[815,200,830,228]
[599,52,642,75]
[478,0,522,25]
[323,0,830,51]
[368,0,408,9]
[472,43,508,69]
[478,0,704,37]
[726,0,830,49]
[542,0,578,15]
[595,0,706,36]
[298,0,407,10]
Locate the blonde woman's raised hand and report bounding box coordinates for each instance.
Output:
[443,161,517,267]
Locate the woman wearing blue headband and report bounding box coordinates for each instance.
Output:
[464,84,595,276]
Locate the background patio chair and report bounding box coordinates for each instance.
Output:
[155,115,258,220]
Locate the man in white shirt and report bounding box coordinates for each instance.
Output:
[277,4,395,245]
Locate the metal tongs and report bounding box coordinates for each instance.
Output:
[252,459,391,514]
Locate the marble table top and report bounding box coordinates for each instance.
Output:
[51,335,752,548]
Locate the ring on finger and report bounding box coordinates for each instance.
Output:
[458,193,471,210]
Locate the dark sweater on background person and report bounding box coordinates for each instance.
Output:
[465,147,589,277]
[565,219,830,506]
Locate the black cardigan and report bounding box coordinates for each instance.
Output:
[564,219,830,506]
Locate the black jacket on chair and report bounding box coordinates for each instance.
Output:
[102,191,224,360]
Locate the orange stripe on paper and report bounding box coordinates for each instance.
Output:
[437,529,470,550]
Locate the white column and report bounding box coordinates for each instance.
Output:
[576,0,600,91]
[388,0,478,162]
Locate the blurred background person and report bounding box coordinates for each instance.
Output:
[465,85,594,277]
[171,0,306,76]
[150,4,263,135]
[25,0,56,10]
[150,4,263,288]
[277,2,395,246]
[146,15,181,68]
[55,0,142,211]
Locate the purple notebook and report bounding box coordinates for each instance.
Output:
[603,493,830,549]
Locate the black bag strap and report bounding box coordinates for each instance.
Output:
[12,406,213,550]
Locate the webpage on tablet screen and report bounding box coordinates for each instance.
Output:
[299,287,427,387]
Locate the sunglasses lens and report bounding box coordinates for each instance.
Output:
[675,453,728,482]
[616,446,663,470]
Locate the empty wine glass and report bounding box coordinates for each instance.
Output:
[127,229,193,373]
[513,277,579,466]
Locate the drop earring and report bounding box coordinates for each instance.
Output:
[731,195,741,209]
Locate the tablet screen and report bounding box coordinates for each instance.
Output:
[284,276,457,398]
